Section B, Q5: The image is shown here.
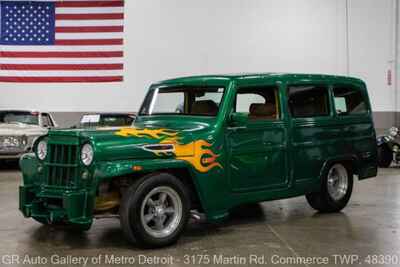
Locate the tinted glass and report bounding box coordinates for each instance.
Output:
[100,115,135,126]
[333,86,367,115]
[288,85,330,118]
[139,87,225,117]
[235,87,279,120]
[80,114,135,127]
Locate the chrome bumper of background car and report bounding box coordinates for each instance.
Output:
[0,146,30,159]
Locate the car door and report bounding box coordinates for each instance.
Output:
[226,84,288,192]
[287,83,337,183]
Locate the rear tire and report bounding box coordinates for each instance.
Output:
[306,163,353,213]
[377,144,392,168]
[120,173,190,248]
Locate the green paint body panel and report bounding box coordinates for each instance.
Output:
[19,73,378,226]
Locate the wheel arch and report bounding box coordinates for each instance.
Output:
[95,159,206,213]
[319,156,356,182]
[142,168,205,212]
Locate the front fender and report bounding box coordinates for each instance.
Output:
[93,158,226,221]
[19,153,41,185]
[318,155,357,184]
[94,158,197,181]
[94,159,204,207]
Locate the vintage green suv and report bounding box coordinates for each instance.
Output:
[19,73,377,247]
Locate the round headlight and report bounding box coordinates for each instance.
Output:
[37,140,47,160]
[81,143,94,166]
[389,127,399,137]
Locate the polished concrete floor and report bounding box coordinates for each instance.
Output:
[1,163,399,267]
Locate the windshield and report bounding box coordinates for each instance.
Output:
[0,111,39,125]
[139,86,225,117]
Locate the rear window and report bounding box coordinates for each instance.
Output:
[288,85,330,118]
[333,86,367,115]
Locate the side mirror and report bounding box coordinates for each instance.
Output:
[229,113,248,126]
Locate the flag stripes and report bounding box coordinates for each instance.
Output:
[0,0,124,83]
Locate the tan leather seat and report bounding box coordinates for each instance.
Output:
[249,103,276,120]
[191,100,219,116]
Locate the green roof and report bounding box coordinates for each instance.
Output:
[157,73,364,85]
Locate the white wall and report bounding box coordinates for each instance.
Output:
[0,0,395,113]
[348,0,396,112]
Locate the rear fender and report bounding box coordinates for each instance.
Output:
[319,156,357,182]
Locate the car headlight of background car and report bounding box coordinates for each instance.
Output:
[81,143,94,166]
[36,140,47,160]
[389,127,399,137]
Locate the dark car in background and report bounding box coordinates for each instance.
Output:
[73,113,136,128]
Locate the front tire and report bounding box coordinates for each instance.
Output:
[306,163,353,213]
[120,173,190,248]
[377,144,392,168]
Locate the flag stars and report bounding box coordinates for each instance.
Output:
[1,3,54,44]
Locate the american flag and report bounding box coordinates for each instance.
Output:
[0,0,124,83]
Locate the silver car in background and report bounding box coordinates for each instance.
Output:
[0,110,57,160]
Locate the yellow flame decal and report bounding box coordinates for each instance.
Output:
[115,127,222,172]
[174,140,222,173]
[115,127,178,140]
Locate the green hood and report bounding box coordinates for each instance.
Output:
[48,116,216,162]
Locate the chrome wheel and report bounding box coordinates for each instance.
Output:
[327,164,348,201]
[140,186,182,238]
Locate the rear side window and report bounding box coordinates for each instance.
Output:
[288,85,330,118]
[333,86,367,115]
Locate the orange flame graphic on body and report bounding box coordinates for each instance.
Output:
[171,140,222,173]
[115,128,222,173]
[115,128,178,140]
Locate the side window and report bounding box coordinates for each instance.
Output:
[235,86,280,120]
[42,113,53,127]
[288,85,330,118]
[333,86,367,115]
